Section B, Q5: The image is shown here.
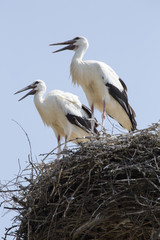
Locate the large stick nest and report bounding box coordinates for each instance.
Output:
[1,122,160,240]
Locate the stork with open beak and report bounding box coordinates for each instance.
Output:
[15,80,98,155]
[50,36,137,132]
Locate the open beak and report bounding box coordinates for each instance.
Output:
[49,39,76,53]
[14,84,36,101]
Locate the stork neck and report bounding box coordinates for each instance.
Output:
[72,46,87,62]
[34,91,44,108]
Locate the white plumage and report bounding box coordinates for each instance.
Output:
[50,36,137,131]
[15,80,97,154]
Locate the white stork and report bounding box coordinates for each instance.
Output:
[50,36,137,132]
[14,80,98,154]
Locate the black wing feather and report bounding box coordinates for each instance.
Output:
[119,78,128,91]
[82,104,92,118]
[66,114,98,134]
[106,83,137,130]
[82,104,99,127]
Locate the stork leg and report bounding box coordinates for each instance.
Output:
[91,104,95,132]
[64,135,68,150]
[102,100,106,130]
[57,135,62,156]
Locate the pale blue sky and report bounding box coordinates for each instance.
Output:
[0,0,160,238]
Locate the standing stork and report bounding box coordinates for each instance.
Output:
[50,36,137,132]
[15,80,98,154]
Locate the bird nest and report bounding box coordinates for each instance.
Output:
[1,122,160,240]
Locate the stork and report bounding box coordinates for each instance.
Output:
[14,80,98,154]
[50,36,137,132]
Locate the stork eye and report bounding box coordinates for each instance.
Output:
[74,37,80,40]
[34,81,39,85]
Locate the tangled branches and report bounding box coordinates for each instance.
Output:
[1,122,160,240]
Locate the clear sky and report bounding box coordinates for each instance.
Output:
[0,0,160,238]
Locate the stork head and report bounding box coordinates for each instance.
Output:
[49,36,89,53]
[14,80,46,101]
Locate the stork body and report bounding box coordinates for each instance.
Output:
[50,36,137,131]
[15,80,97,154]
